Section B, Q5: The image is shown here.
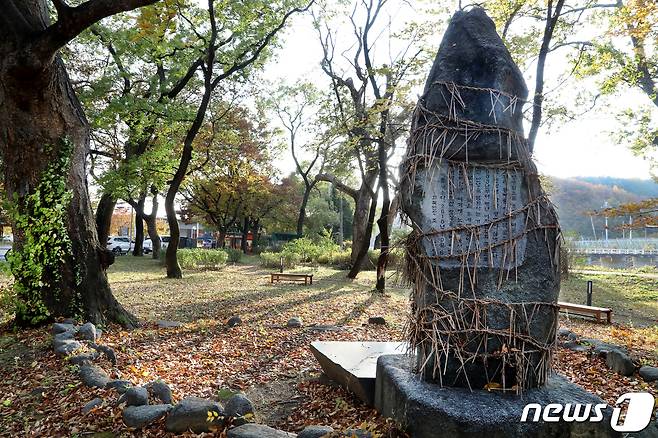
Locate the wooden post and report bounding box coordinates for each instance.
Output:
[586,280,593,306]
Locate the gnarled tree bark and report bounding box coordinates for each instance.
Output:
[0,0,156,326]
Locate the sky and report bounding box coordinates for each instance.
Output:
[263,2,655,181]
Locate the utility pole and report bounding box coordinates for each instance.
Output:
[602,201,609,241]
[629,215,633,240]
[590,215,597,240]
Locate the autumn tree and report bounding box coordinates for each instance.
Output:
[313,0,426,289]
[577,0,657,175]
[0,0,170,326]
[181,105,278,251]
[161,0,313,278]
[267,82,331,238]
[68,2,204,258]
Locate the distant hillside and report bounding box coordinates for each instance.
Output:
[578,177,658,198]
[547,177,657,239]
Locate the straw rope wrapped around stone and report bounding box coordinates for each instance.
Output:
[400,74,561,392]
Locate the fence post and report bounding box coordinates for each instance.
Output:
[586,280,593,306]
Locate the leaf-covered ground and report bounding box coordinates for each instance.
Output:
[0,257,656,437]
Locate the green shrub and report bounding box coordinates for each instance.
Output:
[260,251,301,269]
[176,248,228,269]
[281,235,339,263]
[226,248,243,263]
[367,248,404,270]
[329,250,352,269]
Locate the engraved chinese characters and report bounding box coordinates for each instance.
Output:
[420,163,527,269]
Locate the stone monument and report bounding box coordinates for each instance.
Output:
[400,5,559,392]
[374,8,618,437]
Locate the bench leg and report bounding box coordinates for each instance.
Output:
[310,277,313,285]
[607,312,612,324]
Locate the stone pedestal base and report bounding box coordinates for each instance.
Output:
[374,355,620,438]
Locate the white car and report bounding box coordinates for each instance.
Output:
[144,236,169,254]
[107,236,133,254]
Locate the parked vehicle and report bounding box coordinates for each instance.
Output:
[0,235,13,261]
[161,236,171,250]
[143,236,165,254]
[107,236,133,254]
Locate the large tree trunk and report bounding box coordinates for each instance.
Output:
[218,229,227,248]
[375,149,390,292]
[241,217,249,253]
[95,192,116,246]
[144,190,160,259]
[347,171,378,277]
[296,182,312,238]
[164,194,183,278]
[347,183,379,279]
[131,194,145,256]
[0,13,135,326]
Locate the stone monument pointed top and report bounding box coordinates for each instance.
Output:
[413,7,530,160]
[424,7,527,100]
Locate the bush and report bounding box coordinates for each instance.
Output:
[226,248,243,263]
[316,250,351,269]
[367,248,404,270]
[280,234,340,264]
[260,251,301,269]
[177,248,228,269]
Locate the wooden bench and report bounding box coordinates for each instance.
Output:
[270,273,313,285]
[558,301,612,324]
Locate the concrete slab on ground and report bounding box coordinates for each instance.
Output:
[310,341,408,405]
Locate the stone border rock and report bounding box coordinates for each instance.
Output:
[49,320,341,436]
[557,328,658,381]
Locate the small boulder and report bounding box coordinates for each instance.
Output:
[69,352,99,366]
[106,379,132,394]
[157,320,182,329]
[557,328,572,338]
[639,366,658,382]
[367,316,386,325]
[606,350,635,376]
[123,386,149,407]
[89,343,117,365]
[78,322,97,342]
[146,380,173,404]
[123,404,172,429]
[581,338,626,357]
[82,397,103,414]
[165,396,224,433]
[227,424,296,438]
[79,364,111,388]
[225,393,254,418]
[52,323,77,335]
[54,339,83,357]
[287,317,303,328]
[62,318,77,325]
[53,331,75,344]
[227,316,242,327]
[561,341,589,353]
[298,425,334,438]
